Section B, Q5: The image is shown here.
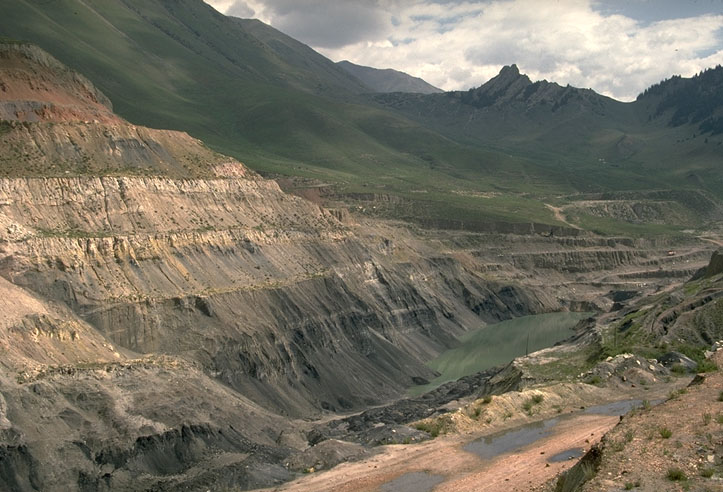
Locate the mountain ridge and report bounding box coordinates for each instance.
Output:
[337,59,443,94]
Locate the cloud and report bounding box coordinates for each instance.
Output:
[261,0,391,48]
[205,0,723,101]
[227,1,256,18]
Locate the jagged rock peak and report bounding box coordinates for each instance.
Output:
[501,64,520,76]
[483,64,531,88]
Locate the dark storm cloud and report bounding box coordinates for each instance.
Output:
[259,0,390,49]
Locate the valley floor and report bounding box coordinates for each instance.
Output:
[261,381,688,492]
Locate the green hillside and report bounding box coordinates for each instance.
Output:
[0,0,721,234]
[373,65,723,199]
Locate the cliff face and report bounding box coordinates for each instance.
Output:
[0,43,557,490]
[0,174,552,415]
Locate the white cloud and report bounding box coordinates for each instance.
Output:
[205,0,723,101]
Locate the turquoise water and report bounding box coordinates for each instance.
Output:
[410,312,591,395]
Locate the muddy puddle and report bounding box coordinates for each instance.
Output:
[464,399,650,461]
[463,417,560,459]
[584,398,663,416]
[379,471,444,492]
[548,447,585,462]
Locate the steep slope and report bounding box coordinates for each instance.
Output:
[0,43,559,490]
[0,0,468,180]
[0,42,238,177]
[637,65,723,134]
[337,60,443,94]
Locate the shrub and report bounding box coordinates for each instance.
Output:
[482,395,493,404]
[659,427,673,439]
[700,467,714,478]
[523,394,544,414]
[414,420,442,438]
[585,375,602,385]
[666,467,687,481]
[610,439,626,452]
[670,363,687,374]
[718,390,723,402]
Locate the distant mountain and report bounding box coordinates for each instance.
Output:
[372,64,723,198]
[337,60,443,94]
[455,64,611,112]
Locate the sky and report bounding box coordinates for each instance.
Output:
[203,0,723,101]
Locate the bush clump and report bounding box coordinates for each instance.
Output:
[666,467,687,481]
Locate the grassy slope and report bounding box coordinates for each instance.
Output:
[1,0,719,234]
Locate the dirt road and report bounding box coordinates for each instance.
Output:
[265,412,620,492]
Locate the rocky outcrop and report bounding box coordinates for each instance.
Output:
[701,248,723,278]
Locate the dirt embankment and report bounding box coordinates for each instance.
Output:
[261,382,687,492]
[557,350,723,492]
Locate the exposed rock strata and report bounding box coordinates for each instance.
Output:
[0,42,559,491]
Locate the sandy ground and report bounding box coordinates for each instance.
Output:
[263,412,621,492]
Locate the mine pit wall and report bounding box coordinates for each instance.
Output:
[0,176,555,417]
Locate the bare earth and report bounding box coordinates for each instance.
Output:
[264,413,617,492]
[260,376,695,492]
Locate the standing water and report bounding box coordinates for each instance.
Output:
[410,312,591,395]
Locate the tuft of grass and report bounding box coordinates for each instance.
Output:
[716,413,723,424]
[482,395,493,404]
[666,467,687,481]
[703,413,712,425]
[609,439,626,453]
[414,421,443,438]
[624,480,641,490]
[696,358,718,373]
[700,467,714,478]
[668,388,688,400]
[659,427,673,439]
[641,399,651,410]
[718,390,723,402]
[522,394,544,415]
[585,374,602,385]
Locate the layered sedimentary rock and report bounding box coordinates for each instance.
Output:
[0,43,556,490]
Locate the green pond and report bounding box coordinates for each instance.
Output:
[409,312,591,396]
